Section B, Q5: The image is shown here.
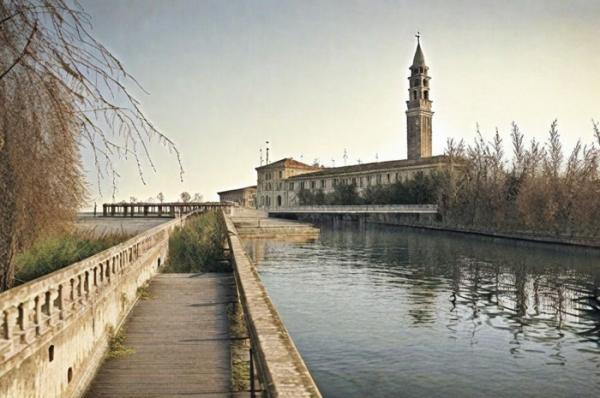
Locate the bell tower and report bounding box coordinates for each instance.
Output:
[406,33,433,160]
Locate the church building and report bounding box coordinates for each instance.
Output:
[255,38,449,210]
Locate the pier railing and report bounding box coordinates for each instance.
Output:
[102,202,234,217]
[269,204,438,214]
[223,212,322,398]
[0,214,193,397]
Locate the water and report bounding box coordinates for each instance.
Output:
[244,223,600,398]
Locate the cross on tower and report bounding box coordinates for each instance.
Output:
[416,31,421,44]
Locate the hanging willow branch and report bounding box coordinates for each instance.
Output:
[0,0,184,196]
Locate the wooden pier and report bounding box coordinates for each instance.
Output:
[102,202,232,217]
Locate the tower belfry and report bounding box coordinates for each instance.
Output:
[406,34,433,159]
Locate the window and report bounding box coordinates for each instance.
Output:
[387,174,391,183]
[424,90,429,100]
[311,181,316,189]
[412,91,417,100]
[351,177,356,185]
[278,170,283,178]
[395,172,399,182]
[320,180,325,188]
[289,182,294,190]
[376,175,382,184]
[359,177,364,188]
[367,176,372,185]
[300,181,305,189]
[333,179,338,186]
[424,79,428,87]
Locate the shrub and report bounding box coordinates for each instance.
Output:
[164,212,230,273]
[14,230,131,285]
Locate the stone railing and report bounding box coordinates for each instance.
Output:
[0,214,191,398]
[223,213,322,398]
[269,204,438,214]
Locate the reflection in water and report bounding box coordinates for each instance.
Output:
[244,223,600,398]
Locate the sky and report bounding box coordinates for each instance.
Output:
[79,0,600,204]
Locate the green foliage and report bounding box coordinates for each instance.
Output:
[330,183,362,204]
[14,230,131,284]
[164,212,230,273]
[107,326,134,359]
[299,174,441,206]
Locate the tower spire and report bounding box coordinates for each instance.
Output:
[406,36,433,160]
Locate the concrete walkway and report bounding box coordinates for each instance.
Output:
[86,273,234,398]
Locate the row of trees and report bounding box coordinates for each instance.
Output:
[298,171,440,206]
[439,121,600,238]
[125,192,204,204]
[300,121,600,239]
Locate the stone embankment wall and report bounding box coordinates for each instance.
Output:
[0,215,189,398]
[279,210,600,250]
[223,215,322,398]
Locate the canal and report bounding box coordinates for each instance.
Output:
[244,223,600,397]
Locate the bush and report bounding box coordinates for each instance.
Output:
[14,230,131,284]
[164,212,230,273]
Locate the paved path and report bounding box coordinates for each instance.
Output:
[86,273,234,398]
[76,214,170,236]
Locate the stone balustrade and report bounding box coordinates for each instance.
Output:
[223,213,322,397]
[0,214,190,397]
[268,204,438,214]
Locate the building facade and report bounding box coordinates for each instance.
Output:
[255,158,322,209]
[217,185,257,208]
[255,38,446,210]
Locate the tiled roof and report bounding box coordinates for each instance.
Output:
[217,185,257,195]
[255,158,322,171]
[287,155,449,180]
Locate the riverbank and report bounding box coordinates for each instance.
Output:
[276,212,600,250]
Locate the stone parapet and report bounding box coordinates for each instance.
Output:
[0,214,191,397]
[269,204,438,214]
[223,213,322,398]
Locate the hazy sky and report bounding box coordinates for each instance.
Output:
[80,0,600,203]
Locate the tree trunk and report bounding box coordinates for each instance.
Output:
[0,128,17,291]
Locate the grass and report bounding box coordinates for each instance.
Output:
[228,301,250,392]
[136,283,152,300]
[163,211,231,273]
[14,230,131,285]
[106,326,134,359]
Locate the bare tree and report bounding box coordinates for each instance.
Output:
[192,193,203,202]
[0,1,183,290]
[180,192,191,203]
[157,192,165,203]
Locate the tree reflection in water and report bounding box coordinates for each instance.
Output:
[243,222,600,397]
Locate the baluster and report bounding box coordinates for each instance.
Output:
[20,299,37,343]
[2,306,18,358]
[48,287,60,326]
[34,294,45,336]
[70,277,80,312]
[57,283,66,321]
[105,260,111,282]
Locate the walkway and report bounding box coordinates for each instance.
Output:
[230,207,320,238]
[86,273,234,398]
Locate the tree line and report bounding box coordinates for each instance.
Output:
[300,121,600,239]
